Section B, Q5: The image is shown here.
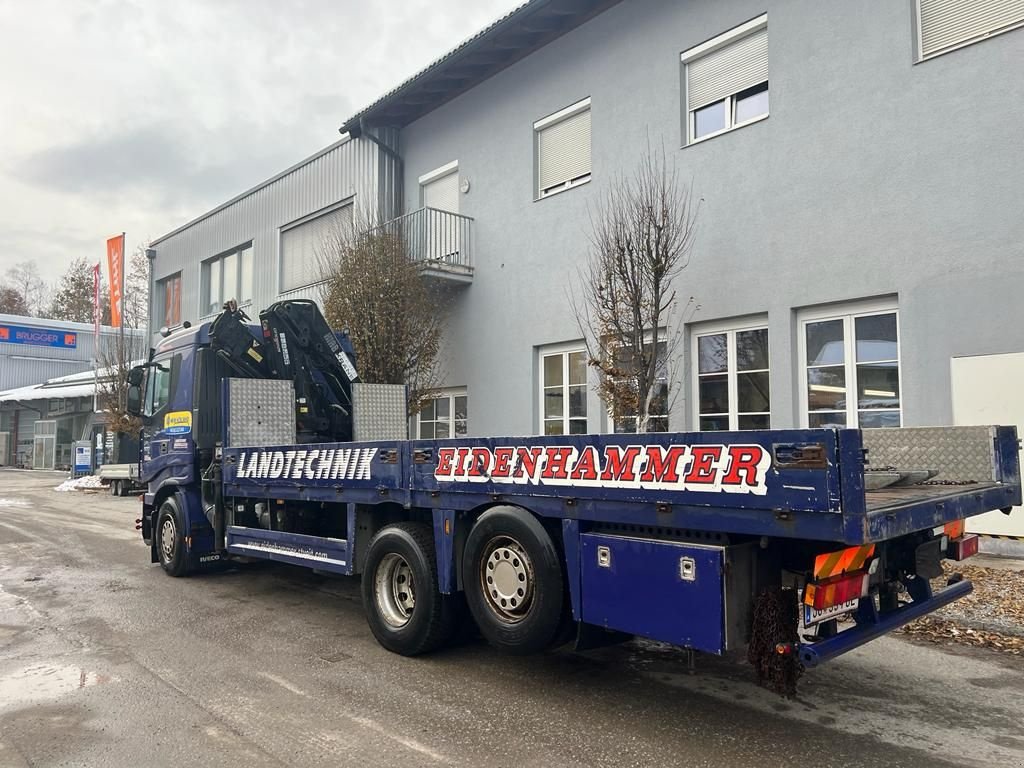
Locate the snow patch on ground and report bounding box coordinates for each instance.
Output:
[53,475,106,492]
[0,498,29,507]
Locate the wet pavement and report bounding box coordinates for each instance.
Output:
[0,467,1022,767]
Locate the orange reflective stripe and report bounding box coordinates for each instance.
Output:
[944,520,965,540]
[814,550,844,579]
[814,544,876,579]
[847,544,875,571]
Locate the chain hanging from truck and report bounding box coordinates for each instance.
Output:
[748,587,803,697]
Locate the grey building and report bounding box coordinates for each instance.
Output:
[149,0,1024,443]
[0,315,143,467]
[0,313,128,391]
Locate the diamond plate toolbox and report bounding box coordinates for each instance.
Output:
[353,383,408,442]
[861,425,997,483]
[227,378,296,447]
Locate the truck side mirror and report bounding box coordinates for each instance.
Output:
[126,365,145,417]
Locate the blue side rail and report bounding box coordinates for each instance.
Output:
[222,426,1023,545]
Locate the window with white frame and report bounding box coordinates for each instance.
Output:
[420,162,460,213]
[419,162,463,263]
[280,203,352,293]
[682,15,768,144]
[610,340,669,433]
[541,347,588,435]
[694,325,770,431]
[201,243,253,316]
[535,98,591,198]
[916,0,1024,60]
[800,303,901,429]
[418,390,467,439]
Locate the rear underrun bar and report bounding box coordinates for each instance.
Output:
[798,579,973,668]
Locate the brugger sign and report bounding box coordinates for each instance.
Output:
[434,443,772,495]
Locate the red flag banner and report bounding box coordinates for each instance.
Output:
[93,263,101,339]
[106,233,125,328]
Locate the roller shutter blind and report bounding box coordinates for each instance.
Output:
[537,108,591,195]
[422,171,460,213]
[687,27,768,111]
[280,205,352,292]
[919,0,1024,57]
[422,170,462,260]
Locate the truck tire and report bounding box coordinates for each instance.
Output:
[110,480,120,497]
[156,496,189,577]
[463,506,565,655]
[361,523,456,656]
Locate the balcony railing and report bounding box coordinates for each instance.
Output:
[375,206,473,281]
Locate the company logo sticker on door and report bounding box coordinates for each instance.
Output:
[164,411,192,435]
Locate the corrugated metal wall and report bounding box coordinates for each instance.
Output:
[0,315,138,391]
[150,135,399,332]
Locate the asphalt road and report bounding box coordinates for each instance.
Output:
[1,468,1022,768]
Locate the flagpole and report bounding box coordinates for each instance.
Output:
[119,232,125,413]
[93,262,100,415]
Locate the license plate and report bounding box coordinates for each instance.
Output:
[804,598,859,627]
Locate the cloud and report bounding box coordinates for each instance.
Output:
[17,125,192,195]
[0,0,521,285]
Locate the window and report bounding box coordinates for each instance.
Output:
[419,162,463,263]
[610,340,669,433]
[157,273,181,327]
[420,162,459,213]
[417,390,467,439]
[682,15,768,144]
[916,0,1024,60]
[157,274,182,327]
[144,357,174,419]
[541,347,588,435]
[694,325,770,431]
[535,98,591,198]
[280,203,352,293]
[799,303,901,429]
[201,244,253,316]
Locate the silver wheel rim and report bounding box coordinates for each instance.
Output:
[160,515,176,561]
[375,553,416,628]
[479,535,534,623]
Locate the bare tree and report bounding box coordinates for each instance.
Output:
[573,147,700,433]
[318,211,448,412]
[122,247,150,331]
[7,261,48,316]
[96,245,150,435]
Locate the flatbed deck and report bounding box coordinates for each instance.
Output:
[865,481,1000,513]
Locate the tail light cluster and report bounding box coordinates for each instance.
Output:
[803,569,869,611]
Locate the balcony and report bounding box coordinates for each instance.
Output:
[375,207,473,284]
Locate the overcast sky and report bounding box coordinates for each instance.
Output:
[0,0,521,285]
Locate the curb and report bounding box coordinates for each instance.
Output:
[978,534,1024,559]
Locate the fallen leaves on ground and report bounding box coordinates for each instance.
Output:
[898,562,1024,655]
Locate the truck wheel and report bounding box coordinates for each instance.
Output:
[156,497,189,577]
[361,523,455,656]
[110,480,120,497]
[463,507,565,655]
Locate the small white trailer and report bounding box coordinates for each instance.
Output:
[98,463,142,496]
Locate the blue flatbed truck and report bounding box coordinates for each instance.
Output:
[127,300,1021,692]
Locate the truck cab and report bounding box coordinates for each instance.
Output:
[132,323,232,568]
